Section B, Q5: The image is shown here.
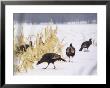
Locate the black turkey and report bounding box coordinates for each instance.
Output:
[16,44,29,53]
[66,43,75,62]
[37,53,66,69]
[16,41,33,54]
[79,38,92,51]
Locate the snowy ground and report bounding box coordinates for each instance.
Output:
[14,24,97,75]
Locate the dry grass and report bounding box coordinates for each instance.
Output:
[14,25,64,74]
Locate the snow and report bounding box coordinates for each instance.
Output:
[14,24,97,75]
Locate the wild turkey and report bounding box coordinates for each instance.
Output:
[16,44,29,53]
[79,38,92,51]
[37,53,66,69]
[16,41,33,54]
[66,43,75,62]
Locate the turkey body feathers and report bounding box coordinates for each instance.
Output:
[66,43,75,62]
[66,47,75,58]
[37,53,66,69]
[79,39,92,51]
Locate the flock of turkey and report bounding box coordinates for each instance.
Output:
[36,38,92,69]
[14,23,94,73]
[16,38,92,70]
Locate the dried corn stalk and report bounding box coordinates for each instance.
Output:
[14,24,64,74]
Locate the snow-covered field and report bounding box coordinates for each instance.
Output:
[14,24,97,75]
